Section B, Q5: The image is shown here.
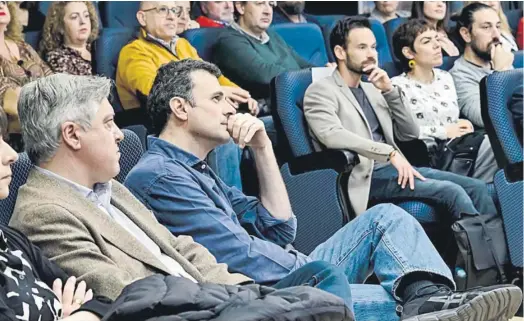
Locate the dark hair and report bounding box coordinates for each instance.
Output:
[329,17,372,61]
[453,2,494,46]
[0,108,7,140]
[233,1,246,22]
[393,19,435,72]
[411,1,451,32]
[147,59,222,136]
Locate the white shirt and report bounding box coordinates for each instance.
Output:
[392,69,460,147]
[35,167,197,283]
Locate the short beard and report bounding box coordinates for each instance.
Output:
[345,58,376,75]
[471,38,501,62]
[280,2,305,15]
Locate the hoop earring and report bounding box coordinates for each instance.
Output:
[408,60,416,69]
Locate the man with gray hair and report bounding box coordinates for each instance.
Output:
[9,73,253,300]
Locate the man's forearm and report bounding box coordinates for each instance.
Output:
[252,142,293,221]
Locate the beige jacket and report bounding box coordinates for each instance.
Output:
[9,169,251,300]
[304,70,419,215]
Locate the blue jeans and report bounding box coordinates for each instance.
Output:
[370,164,497,220]
[306,204,455,321]
[273,261,354,318]
[206,139,243,190]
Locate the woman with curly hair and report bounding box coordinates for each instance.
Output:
[0,1,52,151]
[40,1,99,75]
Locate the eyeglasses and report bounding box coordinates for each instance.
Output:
[141,6,182,18]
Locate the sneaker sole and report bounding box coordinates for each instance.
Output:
[403,286,523,321]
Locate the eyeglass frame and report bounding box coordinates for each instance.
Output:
[140,6,183,18]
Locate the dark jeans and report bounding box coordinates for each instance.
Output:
[272,261,354,316]
[370,164,497,221]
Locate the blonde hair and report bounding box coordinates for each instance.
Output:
[39,1,100,56]
[5,2,24,42]
[465,1,513,36]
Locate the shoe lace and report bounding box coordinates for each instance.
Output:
[414,284,452,298]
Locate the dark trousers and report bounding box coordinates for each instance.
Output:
[370,164,497,221]
[272,261,354,316]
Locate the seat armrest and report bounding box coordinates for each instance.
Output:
[287,150,360,175]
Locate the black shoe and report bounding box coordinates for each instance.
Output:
[400,284,522,321]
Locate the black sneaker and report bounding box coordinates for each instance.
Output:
[400,284,522,321]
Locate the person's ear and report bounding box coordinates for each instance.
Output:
[169,97,189,122]
[136,10,147,27]
[61,122,82,151]
[459,26,472,44]
[334,45,347,62]
[234,1,245,16]
[402,46,415,60]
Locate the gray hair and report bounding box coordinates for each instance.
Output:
[147,59,222,136]
[18,74,112,164]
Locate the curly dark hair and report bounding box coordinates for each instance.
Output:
[39,1,100,56]
[147,59,223,136]
[329,16,371,61]
[393,19,436,72]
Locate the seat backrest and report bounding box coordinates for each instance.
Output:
[318,15,393,65]
[181,28,225,62]
[383,17,408,63]
[123,124,148,151]
[24,31,41,51]
[99,1,140,28]
[115,129,145,183]
[514,50,524,69]
[269,23,328,66]
[505,9,523,33]
[0,153,33,225]
[438,56,459,71]
[481,69,523,172]
[94,28,136,113]
[271,69,315,160]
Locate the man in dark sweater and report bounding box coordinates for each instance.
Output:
[213,1,331,108]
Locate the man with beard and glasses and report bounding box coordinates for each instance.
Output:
[272,1,308,24]
[303,17,502,232]
[450,2,514,128]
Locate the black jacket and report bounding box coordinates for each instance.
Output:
[102,274,354,321]
[0,225,111,320]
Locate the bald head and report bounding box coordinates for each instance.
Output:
[136,1,179,42]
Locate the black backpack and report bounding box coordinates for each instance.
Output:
[452,213,510,290]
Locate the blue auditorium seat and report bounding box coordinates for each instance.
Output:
[181,28,225,62]
[115,129,145,183]
[0,130,142,224]
[94,28,136,113]
[481,69,523,268]
[514,50,524,69]
[315,15,393,65]
[439,56,459,71]
[383,17,408,64]
[506,9,523,34]
[269,23,328,66]
[24,31,41,51]
[271,69,358,254]
[99,1,140,28]
[0,153,32,225]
